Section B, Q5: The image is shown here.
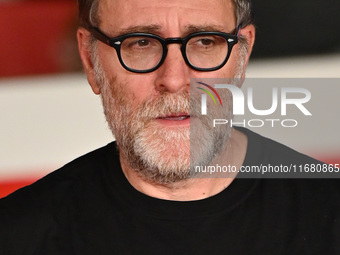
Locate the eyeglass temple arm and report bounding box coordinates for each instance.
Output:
[236,24,243,37]
[89,27,111,45]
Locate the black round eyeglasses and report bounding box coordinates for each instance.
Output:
[89,27,239,73]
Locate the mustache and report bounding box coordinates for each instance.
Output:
[135,91,200,121]
[129,87,231,124]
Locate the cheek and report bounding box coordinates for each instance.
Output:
[114,73,158,107]
[216,49,242,78]
[191,48,241,80]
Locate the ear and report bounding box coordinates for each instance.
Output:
[239,24,255,60]
[238,24,255,79]
[77,27,101,95]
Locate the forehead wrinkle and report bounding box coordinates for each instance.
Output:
[99,0,236,36]
[107,24,235,38]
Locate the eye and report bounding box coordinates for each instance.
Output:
[124,37,160,51]
[136,39,150,47]
[189,36,219,49]
[198,38,214,46]
[187,35,227,51]
[127,38,151,48]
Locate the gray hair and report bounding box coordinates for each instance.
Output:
[233,0,254,28]
[78,0,254,29]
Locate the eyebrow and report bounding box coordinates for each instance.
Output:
[116,25,162,35]
[184,25,232,34]
[113,24,233,37]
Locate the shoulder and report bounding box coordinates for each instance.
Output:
[0,142,118,209]
[235,128,340,207]
[0,142,121,253]
[236,127,338,178]
[237,126,322,164]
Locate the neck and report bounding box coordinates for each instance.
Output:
[119,128,247,201]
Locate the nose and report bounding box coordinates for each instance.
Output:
[154,44,190,94]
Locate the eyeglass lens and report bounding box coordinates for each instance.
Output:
[120,35,229,71]
[121,36,163,70]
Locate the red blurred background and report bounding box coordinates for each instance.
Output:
[0,0,80,77]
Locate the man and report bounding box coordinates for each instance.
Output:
[0,0,339,254]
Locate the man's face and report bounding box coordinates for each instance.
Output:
[96,0,242,94]
[82,0,253,183]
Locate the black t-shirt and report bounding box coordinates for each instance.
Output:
[1,128,339,254]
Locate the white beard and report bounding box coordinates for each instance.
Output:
[92,42,248,184]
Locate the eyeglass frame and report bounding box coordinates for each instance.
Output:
[89,26,240,73]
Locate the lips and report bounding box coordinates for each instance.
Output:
[160,116,189,121]
[157,113,190,121]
